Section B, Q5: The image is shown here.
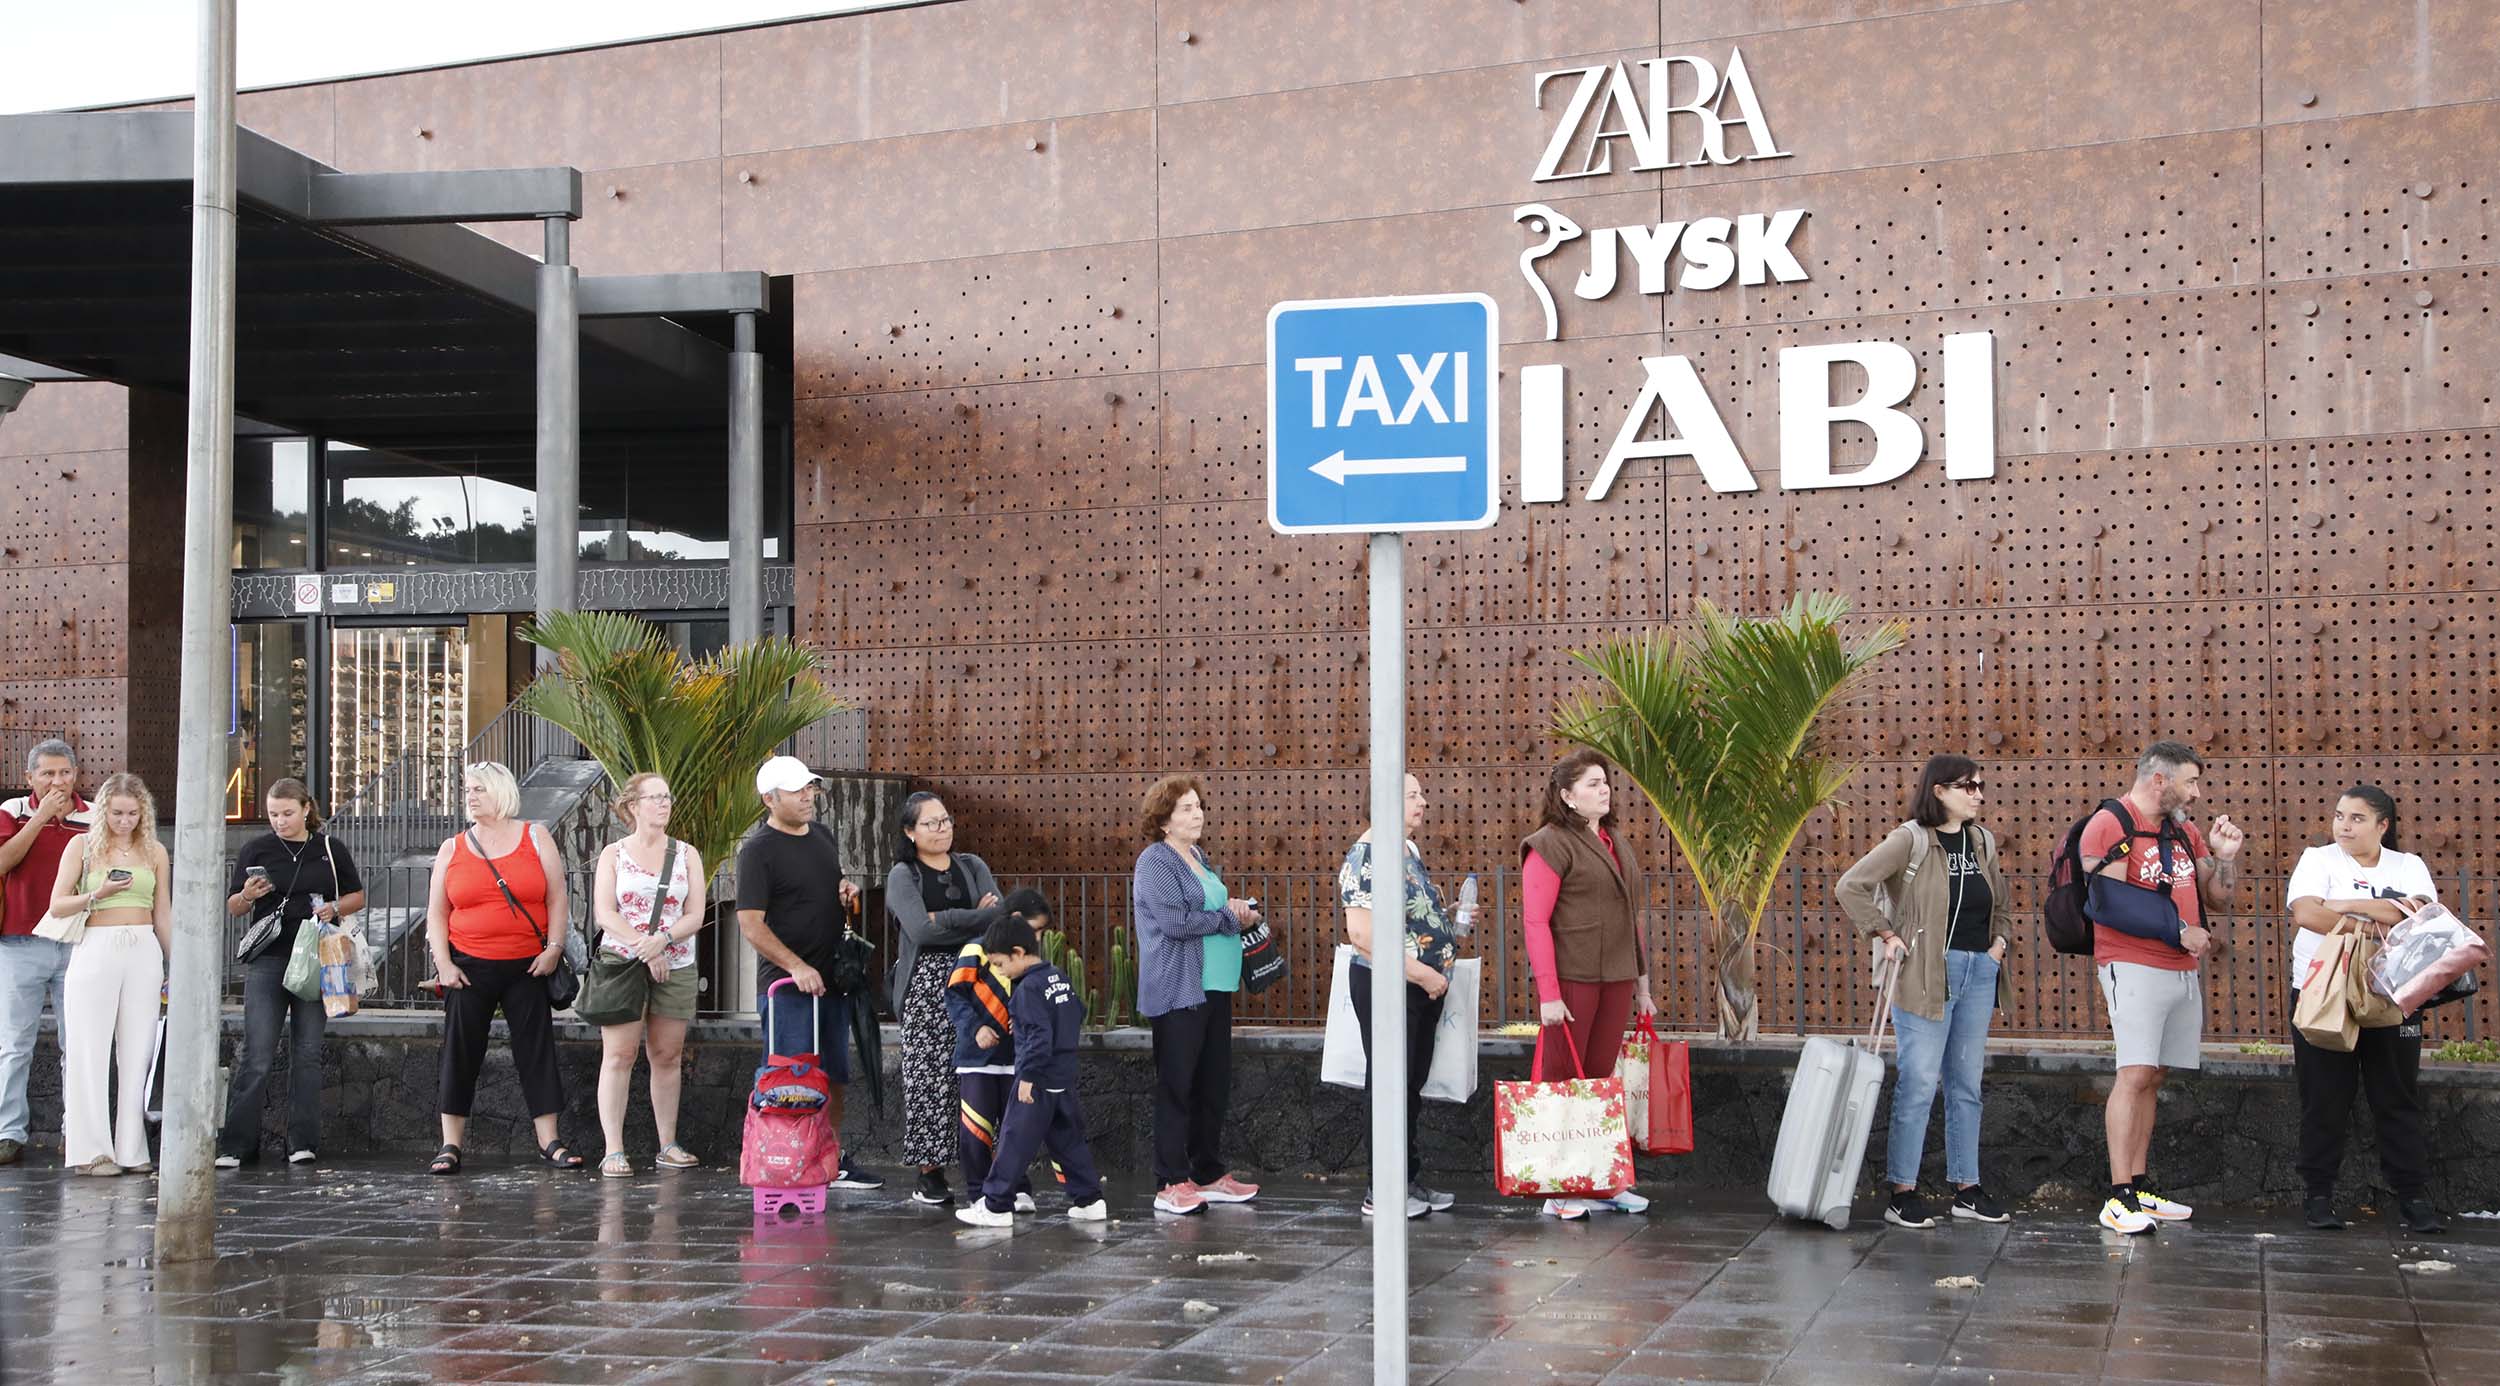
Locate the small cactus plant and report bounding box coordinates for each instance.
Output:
[1106,934,1139,1030]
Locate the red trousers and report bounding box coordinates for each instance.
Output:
[1534,978,1637,1081]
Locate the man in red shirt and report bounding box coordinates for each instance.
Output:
[2079,740,2244,1235]
[0,739,90,1165]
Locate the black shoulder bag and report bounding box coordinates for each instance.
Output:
[468,827,578,1009]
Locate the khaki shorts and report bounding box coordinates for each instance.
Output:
[642,965,699,1020]
[2098,961,2202,1070]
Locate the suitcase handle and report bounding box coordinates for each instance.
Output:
[765,976,823,1054]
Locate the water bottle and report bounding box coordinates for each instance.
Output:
[1453,874,1479,936]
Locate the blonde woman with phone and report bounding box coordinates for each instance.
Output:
[44,772,170,1176]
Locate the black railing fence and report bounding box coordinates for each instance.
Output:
[222,860,2494,1046]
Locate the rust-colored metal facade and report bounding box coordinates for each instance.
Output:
[10,0,2500,1037]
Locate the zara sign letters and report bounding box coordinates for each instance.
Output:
[1503,48,2001,501]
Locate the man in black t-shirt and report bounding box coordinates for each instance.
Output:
[736,755,880,1190]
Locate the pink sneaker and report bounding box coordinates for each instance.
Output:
[1153,1182,1206,1215]
[1197,1173,1260,1204]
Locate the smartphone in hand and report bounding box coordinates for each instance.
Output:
[105,869,134,884]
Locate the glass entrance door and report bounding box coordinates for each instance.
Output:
[329,624,469,816]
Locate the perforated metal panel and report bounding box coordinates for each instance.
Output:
[798,378,1160,526]
[795,243,1159,399]
[2265,268,2500,437]
[1672,444,2268,613]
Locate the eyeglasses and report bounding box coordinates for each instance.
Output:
[638,794,673,804]
[916,815,955,830]
[1943,779,1987,793]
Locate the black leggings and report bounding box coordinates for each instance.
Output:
[439,951,565,1119]
[1150,991,1233,1187]
[2290,991,2428,1200]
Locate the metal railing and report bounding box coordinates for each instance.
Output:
[222,856,2496,1047]
[330,696,585,869]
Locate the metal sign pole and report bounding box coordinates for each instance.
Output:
[1367,531,1408,1384]
[156,0,239,1263]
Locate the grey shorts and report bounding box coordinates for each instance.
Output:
[2098,961,2203,1070]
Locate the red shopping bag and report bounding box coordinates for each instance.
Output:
[1495,1026,1633,1198]
[1617,1016,1694,1155]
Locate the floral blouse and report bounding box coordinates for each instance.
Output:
[607,839,694,970]
[1338,837,1457,975]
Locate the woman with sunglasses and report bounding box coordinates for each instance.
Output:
[1835,755,2014,1228]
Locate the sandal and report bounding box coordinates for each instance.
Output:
[538,1140,586,1170]
[428,1143,463,1176]
[655,1144,700,1170]
[599,1152,634,1179]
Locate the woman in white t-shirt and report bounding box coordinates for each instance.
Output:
[2283,785,2442,1235]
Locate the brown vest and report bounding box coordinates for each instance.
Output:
[1523,822,1647,983]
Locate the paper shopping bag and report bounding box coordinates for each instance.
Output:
[1421,958,1480,1103]
[1617,1016,1693,1154]
[1494,1027,1633,1198]
[2346,934,2403,1029]
[2294,933,2364,1052]
[1319,946,1366,1089]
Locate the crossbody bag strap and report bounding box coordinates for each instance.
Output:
[467,827,549,950]
[647,840,681,935]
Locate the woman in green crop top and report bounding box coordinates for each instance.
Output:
[44,772,170,1176]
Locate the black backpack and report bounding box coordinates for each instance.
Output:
[2043,799,2186,955]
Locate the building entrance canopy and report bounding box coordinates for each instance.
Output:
[0,110,778,639]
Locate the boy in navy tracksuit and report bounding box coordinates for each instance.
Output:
[946,889,1041,1209]
[955,913,1106,1225]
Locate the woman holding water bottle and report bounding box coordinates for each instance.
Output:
[1337,773,1465,1219]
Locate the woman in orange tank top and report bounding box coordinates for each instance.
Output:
[423,761,580,1174]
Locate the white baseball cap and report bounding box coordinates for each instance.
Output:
[755,755,821,796]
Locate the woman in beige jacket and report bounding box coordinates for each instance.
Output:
[1834,755,2015,1229]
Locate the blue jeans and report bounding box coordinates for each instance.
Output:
[0,934,73,1144]
[218,951,326,1158]
[1887,949,1998,1189]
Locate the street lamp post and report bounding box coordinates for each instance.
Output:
[155,0,239,1263]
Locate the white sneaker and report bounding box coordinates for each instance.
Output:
[2133,1188,2194,1221]
[1014,1192,1038,1213]
[288,1150,317,1165]
[954,1203,1013,1228]
[1607,1189,1650,1214]
[2098,1195,2154,1236]
[213,1155,241,1170]
[1542,1198,1588,1221]
[1067,1199,1108,1222]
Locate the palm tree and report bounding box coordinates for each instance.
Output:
[1553,593,1904,1040]
[515,611,846,880]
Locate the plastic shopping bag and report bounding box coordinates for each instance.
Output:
[283,921,322,1003]
[318,927,360,1018]
[1420,958,1480,1103]
[1320,946,1366,1089]
[2369,903,2493,1012]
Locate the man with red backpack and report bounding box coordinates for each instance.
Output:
[2076,741,2244,1235]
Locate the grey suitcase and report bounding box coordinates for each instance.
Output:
[1766,958,1896,1229]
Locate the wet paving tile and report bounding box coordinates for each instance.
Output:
[4,1164,2499,1383]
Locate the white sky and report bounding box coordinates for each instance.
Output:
[1,0,905,113]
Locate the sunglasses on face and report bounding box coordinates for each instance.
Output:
[1943,779,1986,793]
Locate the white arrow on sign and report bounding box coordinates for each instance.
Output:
[1310,450,1469,485]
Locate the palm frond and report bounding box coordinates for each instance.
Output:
[1551,592,1903,1036]
[517,614,849,875]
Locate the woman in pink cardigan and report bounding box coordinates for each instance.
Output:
[1520,749,1655,1219]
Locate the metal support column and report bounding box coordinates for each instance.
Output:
[156,0,238,1263]
[728,311,763,646]
[1366,532,1409,1384]
[533,215,579,663]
